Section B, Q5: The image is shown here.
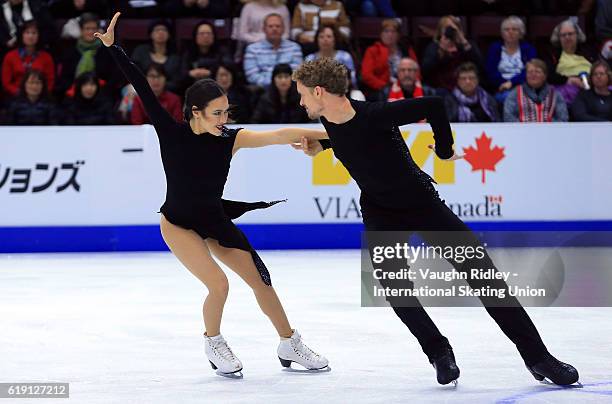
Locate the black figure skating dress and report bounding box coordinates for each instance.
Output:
[108,44,280,285]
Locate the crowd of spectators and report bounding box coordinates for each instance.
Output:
[1,0,611,125]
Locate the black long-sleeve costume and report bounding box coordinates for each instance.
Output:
[108,44,281,285]
[320,97,549,365]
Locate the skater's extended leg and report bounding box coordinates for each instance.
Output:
[417,202,549,365]
[160,216,242,375]
[160,215,228,336]
[364,216,458,384]
[206,239,293,338]
[207,239,329,370]
[364,221,452,360]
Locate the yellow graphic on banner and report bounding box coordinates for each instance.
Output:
[313,130,456,185]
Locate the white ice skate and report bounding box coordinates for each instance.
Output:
[277,329,330,371]
[204,334,243,377]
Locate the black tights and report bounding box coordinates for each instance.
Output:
[364,199,548,365]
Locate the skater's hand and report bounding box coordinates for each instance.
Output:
[428,144,465,161]
[94,12,120,47]
[291,136,324,157]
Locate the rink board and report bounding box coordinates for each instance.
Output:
[1,123,611,252]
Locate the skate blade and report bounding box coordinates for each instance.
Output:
[281,365,332,374]
[215,369,244,379]
[539,379,583,388]
[439,379,459,388]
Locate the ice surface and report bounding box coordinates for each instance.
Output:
[1,250,610,404]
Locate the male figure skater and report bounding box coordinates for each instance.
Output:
[291,58,579,386]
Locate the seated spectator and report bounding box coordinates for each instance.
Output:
[213,63,252,123]
[361,18,418,100]
[5,69,61,124]
[384,57,437,102]
[48,0,108,19]
[304,25,356,87]
[486,16,536,103]
[421,15,486,92]
[235,0,290,45]
[243,13,302,87]
[131,63,182,125]
[571,60,612,121]
[62,72,114,124]
[504,59,568,122]
[166,0,229,18]
[54,12,103,99]
[180,21,233,92]
[545,19,596,105]
[251,63,310,123]
[445,62,499,123]
[291,0,350,54]
[132,19,181,93]
[0,0,56,51]
[1,20,54,97]
[344,0,396,17]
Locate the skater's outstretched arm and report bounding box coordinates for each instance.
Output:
[234,127,328,150]
[376,96,455,160]
[95,12,176,131]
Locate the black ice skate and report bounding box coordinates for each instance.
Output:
[526,352,579,386]
[430,347,460,385]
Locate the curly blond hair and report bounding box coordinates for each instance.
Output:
[292,58,348,95]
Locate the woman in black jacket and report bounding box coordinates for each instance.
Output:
[251,63,311,124]
[5,69,61,124]
[179,21,232,93]
[571,60,612,121]
[63,72,115,124]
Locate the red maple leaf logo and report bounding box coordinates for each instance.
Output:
[462,132,505,183]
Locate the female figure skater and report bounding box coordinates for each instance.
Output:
[95,13,329,376]
[291,57,579,386]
